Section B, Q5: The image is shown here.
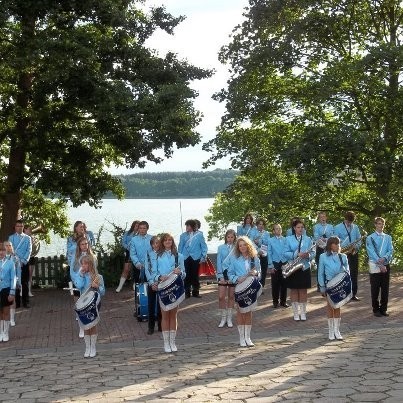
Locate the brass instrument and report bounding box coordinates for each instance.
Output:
[341,231,367,255]
[282,243,317,279]
[31,224,47,234]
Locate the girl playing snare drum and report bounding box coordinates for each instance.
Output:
[226,236,261,347]
[71,255,105,358]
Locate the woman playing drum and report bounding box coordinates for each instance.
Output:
[318,237,350,340]
[152,233,185,353]
[71,255,105,358]
[216,229,236,328]
[226,236,261,347]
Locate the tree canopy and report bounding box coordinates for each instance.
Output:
[0,0,211,238]
[203,0,403,262]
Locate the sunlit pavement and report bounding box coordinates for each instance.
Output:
[0,274,402,402]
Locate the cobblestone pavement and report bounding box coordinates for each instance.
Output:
[0,274,402,402]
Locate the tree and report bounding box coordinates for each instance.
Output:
[0,0,211,239]
[204,0,403,262]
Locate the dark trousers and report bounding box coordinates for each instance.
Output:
[147,285,161,330]
[347,253,359,296]
[259,255,268,287]
[271,261,287,305]
[16,263,29,307]
[315,247,325,288]
[184,257,200,296]
[370,266,390,314]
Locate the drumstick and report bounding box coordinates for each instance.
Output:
[63,281,79,295]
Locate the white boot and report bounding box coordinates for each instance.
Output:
[162,331,171,353]
[28,281,34,297]
[84,335,91,358]
[238,325,246,347]
[78,324,84,338]
[300,303,307,321]
[0,320,3,342]
[115,277,126,293]
[218,309,227,328]
[227,308,233,328]
[10,308,16,327]
[244,325,254,347]
[90,334,97,357]
[3,321,10,342]
[328,318,335,340]
[334,317,343,340]
[292,302,300,321]
[169,330,178,352]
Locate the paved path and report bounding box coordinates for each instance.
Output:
[0,274,402,402]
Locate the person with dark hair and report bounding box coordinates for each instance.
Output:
[318,236,350,340]
[178,219,207,298]
[366,217,393,317]
[286,217,307,236]
[66,221,85,264]
[130,221,153,285]
[334,211,363,301]
[237,214,257,241]
[9,220,32,309]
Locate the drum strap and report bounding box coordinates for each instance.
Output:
[343,223,352,243]
[325,254,346,284]
[370,236,385,259]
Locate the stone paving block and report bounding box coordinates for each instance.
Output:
[350,392,389,401]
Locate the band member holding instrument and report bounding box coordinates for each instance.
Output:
[334,211,362,301]
[0,243,17,342]
[237,214,257,241]
[227,236,261,347]
[130,221,153,285]
[318,237,350,340]
[4,241,19,326]
[152,233,185,353]
[116,220,140,293]
[366,217,393,317]
[216,229,236,328]
[283,219,315,321]
[71,255,105,358]
[267,224,288,308]
[178,219,207,298]
[9,220,32,309]
[313,212,334,290]
[253,219,270,292]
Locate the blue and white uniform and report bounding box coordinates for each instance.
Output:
[216,243,235,281]
[227,254,261,284]
[318,252,349,294]
[366,231,393,267]
[71,270,105,297]
[178,231,207,261]
[237,225,258,241]
[0,257,17,297]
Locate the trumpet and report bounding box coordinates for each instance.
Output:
[31,224,47,234]
[282,243,317,279]
[341,231,367,255]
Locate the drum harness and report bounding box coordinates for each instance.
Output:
[325,254,347,289]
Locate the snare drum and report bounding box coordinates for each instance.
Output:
[234,276,262,313]
[75,290,100,330]
[158,273,185,311]
[325,272,352,309]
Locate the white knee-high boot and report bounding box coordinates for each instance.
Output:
[78,322,84,338]
[292,302,300,321]
[328,318,335,340]
[90,334,97,357]
[334,317,343,340]
[0,320,4,342]
[244,325,254,347]
[162,331,171,353]
[115,277,126,293]
[84,335,91,357]
[238,325,246,347]
[3,321,10,342]
[28,281,34,297]
[300,303,307,321]
[10,308,16,326]
[218,309,227,328]
[169,330,177,352]
[226,308,233,328]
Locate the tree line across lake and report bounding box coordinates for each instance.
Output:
[105,170,238,198]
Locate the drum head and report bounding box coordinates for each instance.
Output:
[158,273,177,290]
[76,290,95,309]
[235,276,254,293]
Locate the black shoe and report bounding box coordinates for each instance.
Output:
[192,294,202,298]
[273,303,279,308]
[350,296,360,301]
[380,312,389,317]
[374,311,382,317]
[185,292,191,299]
[280,303,290,308]
[147,329,154,335]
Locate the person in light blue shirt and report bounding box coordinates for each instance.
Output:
[318,237,350,340]
[236,213,257,241]
[116,220,140,293]
[130,221,153,284]
[152,233,185,353]
[334,211,363,300]
[9,220,32,309]
[267,223,288,308]
[252,218,270,290]
[216,229,236,329]
[178,219,207,298]
[366,217,393,317]
[227,236,261,348]
[286,217,308,237]
[66,221,85,265]
[283,219,315,321]
[0,242,17,342]
[4,241,20,327]
[83,223,95,247]
[71,255,105,358]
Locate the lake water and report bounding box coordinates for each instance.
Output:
[38,198,230,257]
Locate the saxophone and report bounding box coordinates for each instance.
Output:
[282,243,317,279]
[341,231,367,255]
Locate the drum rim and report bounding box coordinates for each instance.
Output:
[326,271,348,287]
[75,290,96,309]
[158,273,178,290]
[235,276,256,292]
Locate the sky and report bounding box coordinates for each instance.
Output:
[112,0,248,174]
